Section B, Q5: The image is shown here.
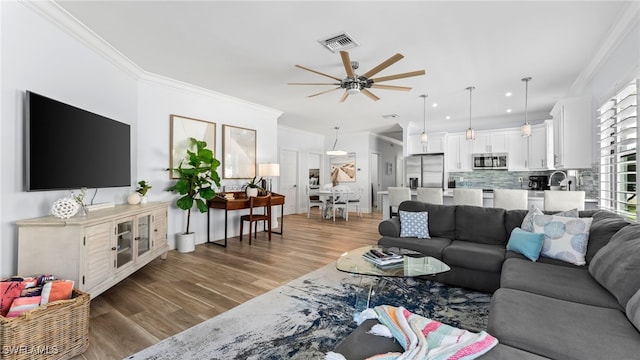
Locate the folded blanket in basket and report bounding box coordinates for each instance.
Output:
[327,305,498,360]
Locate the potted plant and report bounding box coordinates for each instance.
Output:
[243,176,263,197]
[136,180,152,204]
[167,138,221,252]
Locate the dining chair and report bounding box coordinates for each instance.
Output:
[493,189,528,210]
[306,185,324,218]
[388,187,411,218]
[239,195,272,244]
[348,186,364,217]
[544,190,585,211]
[416,187,443,205]
[453,188,483,207]
[330,185,350,221]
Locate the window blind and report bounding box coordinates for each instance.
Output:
[598,80,638,220]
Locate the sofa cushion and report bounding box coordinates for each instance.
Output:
[488,288,640,360]
[532,214,592,266]
[455,206,507,245]
[627,288,640,332]
[505,250,582,268]
[477,344,551,360]
[589,223,640,308]
[504,209,528,237]
[401,202,456,238]
[378,236,452,259]
[500,258,621,309]
[442,240,505,273]
[506,227,544,261]
[585,211,630,263]
[399,210,429,238]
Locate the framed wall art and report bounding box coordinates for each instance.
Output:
[222,125,256,179]
[330,153,356,183]
[169,114,216,179]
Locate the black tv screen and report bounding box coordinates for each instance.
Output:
[26,91,131,191]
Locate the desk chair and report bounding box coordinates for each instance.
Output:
[239,195,272,244]
[388,187,411,218]
[493,189,528,210]
[416,187,443,205]
[544,191,585,211]
[453,188,483,207]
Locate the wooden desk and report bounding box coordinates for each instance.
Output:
[207,192,285,247]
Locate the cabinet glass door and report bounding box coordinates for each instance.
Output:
[116,220,133,269]
[136,215,151,257]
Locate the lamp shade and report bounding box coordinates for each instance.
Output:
[420,132,428,143]
[258,163,280,177]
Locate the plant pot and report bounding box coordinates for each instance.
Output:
[127,193,141,205]
[246,187,259,197]
[140,196,148,204]
[176,233,196,253]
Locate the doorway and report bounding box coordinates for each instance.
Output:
[370,152,380,211]
[280,149,298,215]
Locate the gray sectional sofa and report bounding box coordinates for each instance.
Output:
[334,201,640,359]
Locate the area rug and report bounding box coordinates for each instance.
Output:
[126,263,491,360]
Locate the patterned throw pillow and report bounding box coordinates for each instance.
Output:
[399,211,430,239]
[532,214,593,266]
[520,205,578,232]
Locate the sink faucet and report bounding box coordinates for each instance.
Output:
[548,170,568,190]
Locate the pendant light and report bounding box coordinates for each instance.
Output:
[420,94,428,144]
[465,86,476,140]
[326,126,347,156]
[521,77,532,137]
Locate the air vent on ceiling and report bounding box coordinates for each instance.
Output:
[382,114,400,119]
[318,32,359,53]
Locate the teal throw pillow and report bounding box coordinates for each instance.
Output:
[399,211,430,239]
[507,227,545,261]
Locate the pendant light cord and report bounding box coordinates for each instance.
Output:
[523,77,531,125]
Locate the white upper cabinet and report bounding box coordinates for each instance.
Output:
[551,97,593,169]
[445,133,472,172]
[528,120,554,170]
[471,130,508,154]
[408,132,446,155]
[506,129,528,171]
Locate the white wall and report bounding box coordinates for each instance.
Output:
[0,2,281,277]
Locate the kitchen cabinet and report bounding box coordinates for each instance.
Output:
[408,132,446,155]
[506,129,528,171]
[471,131,508,154]
[551,96,593,169]
[445,133,472,171]
[528,120,554,170]
[17,202,169,299]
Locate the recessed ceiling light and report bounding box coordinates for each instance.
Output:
[432,103,438,108]
[445,116,451,120]
[506,109,512,113]
[505,92,512,97]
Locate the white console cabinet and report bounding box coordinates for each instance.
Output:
[17,202,168,299]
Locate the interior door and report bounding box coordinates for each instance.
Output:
[280,149,298,215]
[370,153,380,210]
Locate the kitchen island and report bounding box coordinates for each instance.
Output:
[377,189,598,219]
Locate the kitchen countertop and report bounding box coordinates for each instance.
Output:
[377,189,598,203]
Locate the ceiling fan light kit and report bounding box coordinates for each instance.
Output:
[466,86,476,141]
[521,77,532,137]
[290,50,425,102]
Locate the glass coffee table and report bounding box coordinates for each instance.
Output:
[336,245,450,315]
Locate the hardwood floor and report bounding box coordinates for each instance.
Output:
[73,210,382,359]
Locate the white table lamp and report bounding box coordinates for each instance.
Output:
[259,163,280,193]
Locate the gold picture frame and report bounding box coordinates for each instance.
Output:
[169,115,216,179]
[222,124,256,179]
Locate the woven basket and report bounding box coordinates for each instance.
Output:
[0,289,90,360]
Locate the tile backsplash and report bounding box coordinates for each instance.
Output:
[448,163,598,199]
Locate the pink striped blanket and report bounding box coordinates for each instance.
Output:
[328,305,498,360]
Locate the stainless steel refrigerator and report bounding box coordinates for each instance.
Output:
[405,153,445,189]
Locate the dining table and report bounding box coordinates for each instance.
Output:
[317,188,354,219]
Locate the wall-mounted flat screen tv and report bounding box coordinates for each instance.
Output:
[25,91,131,191]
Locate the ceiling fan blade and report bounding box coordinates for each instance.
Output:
[288,82,341,85]
[361,89,380,101]
[361,53,404,79]
[295,64,342,81]
[339,91,350,103]
[340,51,355,77]
[372,70,426,83]
[308,87,341,98]
[371,84,412,91]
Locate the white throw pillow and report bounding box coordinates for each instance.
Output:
[521,205,578,232]
[532,214,592,266]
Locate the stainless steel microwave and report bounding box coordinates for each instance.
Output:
[472,153,508,170]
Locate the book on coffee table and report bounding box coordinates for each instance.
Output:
[362,250,404,268]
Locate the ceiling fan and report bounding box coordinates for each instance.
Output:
[289,51,426,102]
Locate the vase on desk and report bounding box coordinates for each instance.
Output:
[246,188,259,197]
